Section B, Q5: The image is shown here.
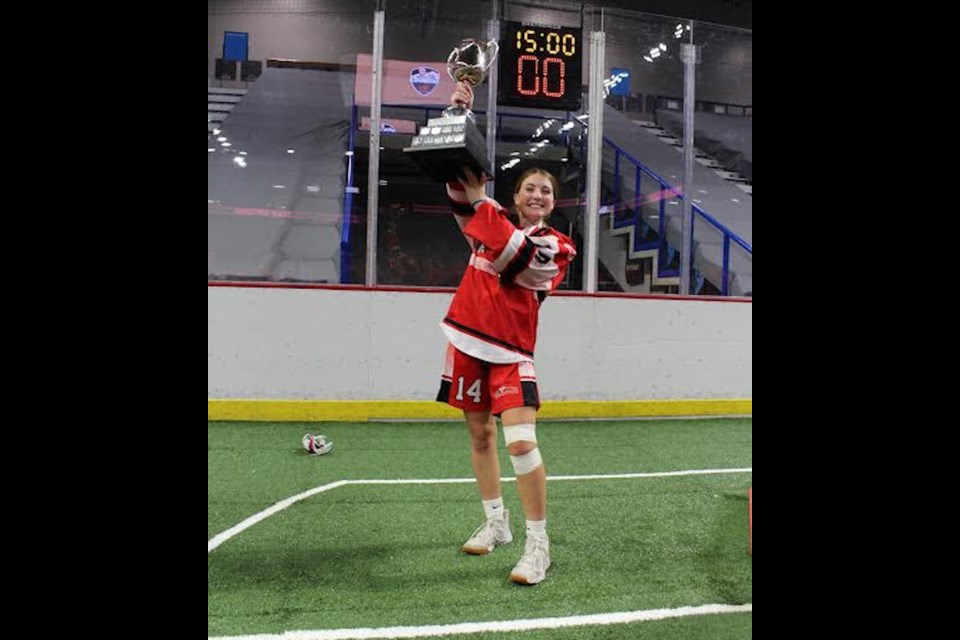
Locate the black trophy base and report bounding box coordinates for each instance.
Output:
[403,115,493,183]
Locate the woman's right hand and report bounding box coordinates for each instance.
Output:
[450,81,474,110]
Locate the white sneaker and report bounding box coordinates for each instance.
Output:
[301,433,333,455]
[461,510,512,555]
[510,535,551,585]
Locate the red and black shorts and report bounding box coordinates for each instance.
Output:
[436,343,540,416]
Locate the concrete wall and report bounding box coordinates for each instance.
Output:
[208,286,751,401]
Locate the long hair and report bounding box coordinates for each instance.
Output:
[510,167,560,228]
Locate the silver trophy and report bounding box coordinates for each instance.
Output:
[403,38,499,182]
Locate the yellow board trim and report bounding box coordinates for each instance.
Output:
[208,399,751,422]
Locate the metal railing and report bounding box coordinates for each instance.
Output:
[603,138,751,295]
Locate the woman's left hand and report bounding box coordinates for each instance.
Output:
[457,167,488,204]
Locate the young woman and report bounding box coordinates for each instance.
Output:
[435,81,577,585]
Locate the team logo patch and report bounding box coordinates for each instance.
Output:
[410,66,440,96]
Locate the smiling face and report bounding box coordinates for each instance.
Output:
[513,170,558,228]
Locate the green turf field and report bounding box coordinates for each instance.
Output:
[208,418,752,638]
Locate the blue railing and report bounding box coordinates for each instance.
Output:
[340,104,359,284]
[602,138,752,295]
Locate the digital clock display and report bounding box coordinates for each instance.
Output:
[497,21,583,111]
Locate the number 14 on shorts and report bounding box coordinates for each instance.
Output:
[455,377,483,403]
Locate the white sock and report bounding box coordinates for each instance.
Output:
[526,519,547,537]
[482,497,505,520]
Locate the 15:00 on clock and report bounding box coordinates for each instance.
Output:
[497,21,583,111]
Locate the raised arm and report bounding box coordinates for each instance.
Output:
[457,167,519,255]
[445,81,480,246]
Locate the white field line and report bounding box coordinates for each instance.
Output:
[208,468,751,553]
[208,603,753,640]
[207,479,350,553]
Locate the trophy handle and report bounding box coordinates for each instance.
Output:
[484,39,499,68]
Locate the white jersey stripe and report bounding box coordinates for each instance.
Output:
[441,322,532,363]
[492,229,527,272]
[468,254,499,276]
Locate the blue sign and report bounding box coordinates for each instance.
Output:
[223,31,249,62]
[609,67,631,97]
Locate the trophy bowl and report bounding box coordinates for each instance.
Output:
[444,38,499,119]
[447,38,499,86]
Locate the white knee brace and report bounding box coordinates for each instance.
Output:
[509,448,543,475]
[503,423,541,474]
[502,422,537,446]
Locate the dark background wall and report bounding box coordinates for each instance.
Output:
[595,0,751,29]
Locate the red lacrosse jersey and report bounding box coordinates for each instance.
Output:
[441,182,577,363]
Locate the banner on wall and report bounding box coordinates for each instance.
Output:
[358,117,417,133]
[354,53,456,107]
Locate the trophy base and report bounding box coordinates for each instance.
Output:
[403,115,493,183]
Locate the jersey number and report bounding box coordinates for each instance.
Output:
[455,377,483,403]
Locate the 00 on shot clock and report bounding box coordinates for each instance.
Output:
[497,21,583,111]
